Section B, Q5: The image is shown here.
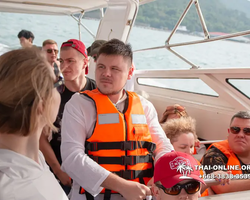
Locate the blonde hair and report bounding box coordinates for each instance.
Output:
[162,117,197,143]
[0,47,56,136]
[42,39,57,47]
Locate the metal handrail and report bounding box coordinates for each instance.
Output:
[194,0,209,39]
[71,14,96,39]
[200,140,223,145]
[166,0,194,45]
[133,30,250,52]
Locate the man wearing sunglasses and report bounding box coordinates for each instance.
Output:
[42,39,60,77]
[39,39,96,195]
[152,151,205,200]
[201,111,250,194]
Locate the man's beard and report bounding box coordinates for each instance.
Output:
[98,87,123,96]
[98,81,127,96]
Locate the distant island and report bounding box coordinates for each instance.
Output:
[84,0,250,39]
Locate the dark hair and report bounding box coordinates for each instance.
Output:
[17,30,35,42]
[230,111,250,124]
[97,39,133,64]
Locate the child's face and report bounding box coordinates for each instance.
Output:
[152,180,201,200]
[172,132,195,155]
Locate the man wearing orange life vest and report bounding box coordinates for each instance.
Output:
[60,39,174,200]
[201,111,250,194]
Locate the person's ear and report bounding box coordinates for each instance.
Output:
[127,65,134,80]
[28,38,32,43]
[37,99,44,115]
[152,184,160,199]
[83,58,89,75]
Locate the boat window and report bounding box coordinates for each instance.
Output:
[137,78,218,96]
[227,79,250,99]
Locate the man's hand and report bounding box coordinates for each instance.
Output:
[194,139,200,148]
[119,181,151,200]
[213,171,231,185]
[55,169,72,186]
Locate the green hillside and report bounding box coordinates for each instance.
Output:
[136,0,250,32]
[83,0,250,33]
[220,0,250,18]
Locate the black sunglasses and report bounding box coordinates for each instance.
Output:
[47,49,59,54]
[155,181,200,195]
[54,77,64,93]
[230,126,250,135]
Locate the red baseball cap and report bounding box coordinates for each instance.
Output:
[61,39,88,58]
[154,151,205,188]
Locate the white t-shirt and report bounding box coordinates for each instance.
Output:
[0,149,68,200]
[60,91,174,200]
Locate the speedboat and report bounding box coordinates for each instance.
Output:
[1,0,250,199]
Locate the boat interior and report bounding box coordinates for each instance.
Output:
[1,0,250,198]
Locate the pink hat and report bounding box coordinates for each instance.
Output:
[154,151,205,188]
[61,39,88,58]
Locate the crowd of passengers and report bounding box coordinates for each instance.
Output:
[0,29,249,200]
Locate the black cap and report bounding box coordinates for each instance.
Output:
[88,40,107,57]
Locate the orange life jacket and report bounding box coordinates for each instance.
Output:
[79,89,156,198]
[201,188,209,197]
[206,140,242,175]
[193,147,197,154]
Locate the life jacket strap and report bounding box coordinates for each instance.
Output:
[82,190,94,200]
[86,141,156,153]
[89,154,153,165]
[114,168,153,180]
[104,189,111,200]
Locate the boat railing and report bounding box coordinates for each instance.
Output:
[71,13,96,40]
[133,0,250,69]
[200,140,223,145]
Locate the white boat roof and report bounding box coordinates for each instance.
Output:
[0,0,155,15]
[0,0,108,15]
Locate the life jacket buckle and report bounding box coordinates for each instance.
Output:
[118,170,134,179]
[121,141,132,150]
[121,156,133,165]
[147,142,156,153]
[86,142,98,151]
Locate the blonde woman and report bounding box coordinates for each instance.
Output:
[159,104,207,154]
[162,117,196,155]
[162,117,230,196]
[0,48,68,200]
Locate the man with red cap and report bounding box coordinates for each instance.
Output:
[39,39,96,195]
[152,151,205,200]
